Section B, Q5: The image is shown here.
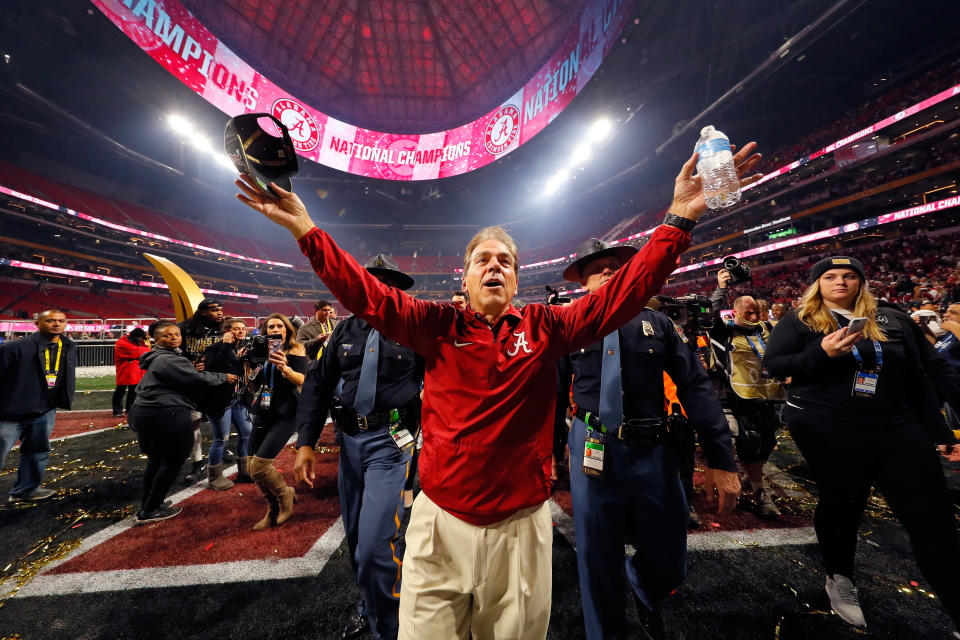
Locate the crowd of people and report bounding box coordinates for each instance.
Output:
[3,140,960,640]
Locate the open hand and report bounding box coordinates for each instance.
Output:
[704,468,740,516]
[294,446,317,488]
[235,174,315,239]
[669,142,764,221]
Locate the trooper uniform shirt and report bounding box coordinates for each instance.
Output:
[297,315,424,445]
[558,309,736,472]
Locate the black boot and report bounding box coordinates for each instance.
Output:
[341,611,369,639]
[235,456,254,483]
[183,459,206,484]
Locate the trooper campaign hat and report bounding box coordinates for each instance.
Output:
[563,238,638,282]
[364,254,415,291]
[224,113,298,197]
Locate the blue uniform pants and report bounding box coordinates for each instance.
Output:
[337,426,412,640]
[568,418,688,640]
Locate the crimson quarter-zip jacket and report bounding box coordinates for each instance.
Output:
[298,225,690,525]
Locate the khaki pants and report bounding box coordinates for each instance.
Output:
[398,492,552,640]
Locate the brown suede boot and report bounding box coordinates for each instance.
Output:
[206,463,235,491]
[235,457,254,483]
[249,456,280,530]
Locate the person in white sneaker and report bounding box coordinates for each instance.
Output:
[765,257,960,630]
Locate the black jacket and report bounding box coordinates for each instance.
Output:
[765,308,956,444]
[134,348,233,414]
[0,332,76,420]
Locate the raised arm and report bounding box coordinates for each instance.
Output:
[234,176,447,351]
[553,143,764,353]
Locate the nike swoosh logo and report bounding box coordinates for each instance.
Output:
[454,341,473,347]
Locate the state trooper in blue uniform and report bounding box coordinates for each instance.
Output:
[558,239,740,640]
[295,254,424,640]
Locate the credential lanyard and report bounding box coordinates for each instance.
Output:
[266,363,276,390]
[851,340,883,372]
[44,344,61,376]
[743,331,766,361]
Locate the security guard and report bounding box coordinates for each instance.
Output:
[295,254,423,640]
[558,239,740,640]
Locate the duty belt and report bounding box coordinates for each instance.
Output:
[338,406,407,432]
[575,408,667,446]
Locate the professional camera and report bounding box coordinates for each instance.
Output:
[722,256,751,284]
[657,295,714,335]
[248,334,283,361]
[545,285,571,306]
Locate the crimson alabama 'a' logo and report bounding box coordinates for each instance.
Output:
[484,105,521,155]
[271,98,321,152]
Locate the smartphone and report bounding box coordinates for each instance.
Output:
[268,336,282,354]
[846,317,868,333]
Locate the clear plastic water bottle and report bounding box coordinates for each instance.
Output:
[695,125,741,210]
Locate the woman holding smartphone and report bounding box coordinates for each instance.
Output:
[245,313,307,529]
[764,256,960,632]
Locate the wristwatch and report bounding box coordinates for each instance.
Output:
[662,213,696,232]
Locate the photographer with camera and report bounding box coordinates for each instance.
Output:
[708,257,787,520]
[295,255,424,640]
[244,313,307,530]
[178,298,226,484]
[557,239,738,640]
[202,317,255,489]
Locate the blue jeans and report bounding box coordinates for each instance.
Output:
[207,399,252,466]
[0,410,57,497]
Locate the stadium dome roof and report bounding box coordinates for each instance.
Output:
[180,0,590,134]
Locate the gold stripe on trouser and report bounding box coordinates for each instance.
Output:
[398,492,552,640]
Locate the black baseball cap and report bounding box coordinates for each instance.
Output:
[197,298,222,311]
[224,113,298,197]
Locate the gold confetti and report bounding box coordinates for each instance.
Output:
[0,537,83,609]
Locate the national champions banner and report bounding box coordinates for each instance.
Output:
[91,0,636,181]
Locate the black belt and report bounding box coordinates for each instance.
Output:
[574,408,667,446]
[336,406,408,433]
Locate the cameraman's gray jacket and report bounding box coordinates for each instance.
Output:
[134,348,232,412]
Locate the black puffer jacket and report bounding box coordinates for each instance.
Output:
[134,348,232,413]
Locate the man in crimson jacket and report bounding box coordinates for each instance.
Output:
[235,143,762,640]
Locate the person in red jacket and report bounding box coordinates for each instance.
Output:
[113,327,149,417]
[235,142,763,640]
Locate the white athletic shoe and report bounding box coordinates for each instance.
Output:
[826,574,866,628]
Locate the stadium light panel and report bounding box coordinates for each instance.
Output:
[570,144,592,165]
[167,114,193,137]
[215,154,236,171]
[190,135,212,152]
[588,118,612,142]
[543,168,570,196]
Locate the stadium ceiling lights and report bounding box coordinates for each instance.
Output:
[543,117,613,198]
[167,114,237,173]
[166,114,193,138]
[543,168,571,197]
[588,118,613,142]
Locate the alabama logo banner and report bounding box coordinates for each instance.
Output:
[91,0,636,181]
